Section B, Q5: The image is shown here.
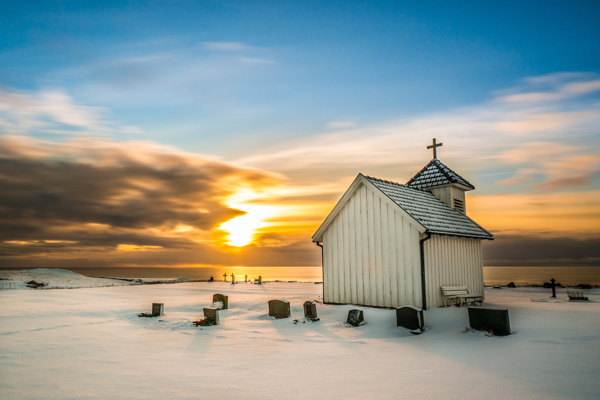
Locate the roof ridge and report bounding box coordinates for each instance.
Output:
[364,175,402,186]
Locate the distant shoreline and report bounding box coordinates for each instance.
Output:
[1,265,599,286]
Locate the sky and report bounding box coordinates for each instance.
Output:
[1,0,599,270]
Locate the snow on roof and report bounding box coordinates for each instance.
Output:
[365,175,493,239]
[406,159,475,191]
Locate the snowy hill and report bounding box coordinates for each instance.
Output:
[0,268,139,289]
[0,268,195,290]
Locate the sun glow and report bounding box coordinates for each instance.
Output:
[218,189,274,247]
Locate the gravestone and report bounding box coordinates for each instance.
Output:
[347,309,364,327]
[223,273,227,282]
[212,293,229,309]
[257,275,262,284]
[245,275,248,282]
[468,307,511,336]
[268,299,290,319]
[152,303,164,317]
[303,301,318,320]
[203,307,220,325]
[396,305,424,334]
[231,274,236,285]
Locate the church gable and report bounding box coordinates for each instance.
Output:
[312,174,426,243]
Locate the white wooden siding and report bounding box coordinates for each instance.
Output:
[322,183,423,308]
[423,235,484,308]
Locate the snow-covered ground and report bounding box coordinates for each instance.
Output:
[0,268,193,290]
[1,269,599,399]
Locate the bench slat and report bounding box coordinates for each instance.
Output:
[441,286,469,291]
[441,286,482,307]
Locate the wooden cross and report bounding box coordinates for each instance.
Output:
[223,272,227,282]
[427,138,443,159]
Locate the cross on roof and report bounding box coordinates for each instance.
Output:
[427,138,443,159]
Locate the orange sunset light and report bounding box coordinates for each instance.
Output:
[218,188,276,247]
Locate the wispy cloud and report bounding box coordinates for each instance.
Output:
[0,87,116,136]
[496,73,600,103]
[54,39,277,112]
[201,42,254,51]
[236,73,600,194]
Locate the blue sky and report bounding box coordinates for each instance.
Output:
[1,1,599,268]
[2,1,599,152]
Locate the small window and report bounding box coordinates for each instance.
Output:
[454,198,465,213]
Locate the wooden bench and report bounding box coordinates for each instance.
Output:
[441,286,483,307]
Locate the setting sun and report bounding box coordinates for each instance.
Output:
[219,205,271,246]
[218,189,274,247]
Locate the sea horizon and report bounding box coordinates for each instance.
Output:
[1,265,599,286]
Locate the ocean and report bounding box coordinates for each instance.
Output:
[3,265,598,286]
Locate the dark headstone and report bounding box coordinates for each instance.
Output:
[268,299,290,319]
[507,282,516,288]
[468,307,510,336]
[396,306,424,333]
[212,293,228,309]
[152,303,164,317]
[203,307,220,325]
[303,301,318,320]
[347,309,364,327]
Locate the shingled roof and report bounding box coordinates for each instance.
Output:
[364,175,493,239]
[406,159,475,191]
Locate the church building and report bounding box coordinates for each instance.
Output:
[312,139,493,309]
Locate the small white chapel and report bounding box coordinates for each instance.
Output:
[312,139,493,309]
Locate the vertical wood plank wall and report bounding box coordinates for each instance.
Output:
[322,184,423,308]
[423,235,484,308]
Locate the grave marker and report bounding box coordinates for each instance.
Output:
[152,303,164,317]
[231,274,235,284]
[303,301,318,320]
[268,299,290,319]
[347,309,364,327]
[468,307,511,336]
[203,307,220,325]
[212,293,229,309]
[396,306,424,334]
